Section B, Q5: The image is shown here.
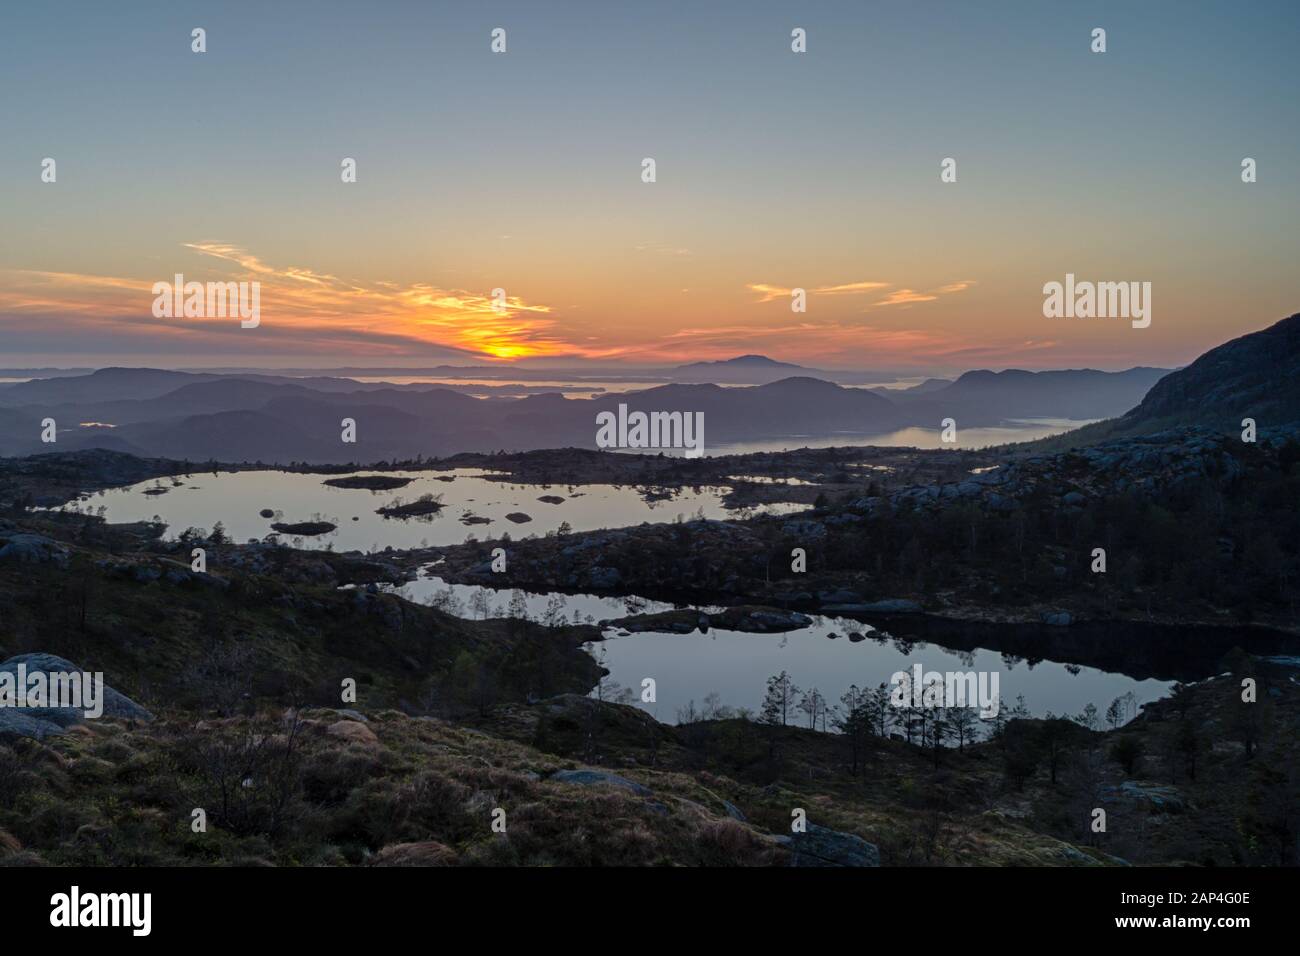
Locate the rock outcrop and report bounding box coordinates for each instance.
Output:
[778,823,881,867]
[0,653,152,741]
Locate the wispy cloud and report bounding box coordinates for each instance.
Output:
[873,289,938,307]
[812,281,892,296]
[869,279,977,309]
[746,280,889,303]
[748,279,970,309]
[0,243,576,361]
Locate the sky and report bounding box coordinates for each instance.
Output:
[1,0,1298,374]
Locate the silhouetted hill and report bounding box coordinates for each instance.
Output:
[5,338,1279,462]
[870,378,952,398]
[0,368,221,406]
[892,367,1171,425]
[1116,313,1300,431]
[1020,313,1300,450]
[903,378,953,394]
[590,377,904,441]
[669,355,829,384]
[675,354,803,370]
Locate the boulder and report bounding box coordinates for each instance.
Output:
[1100,781,1186,813]
[0,534,69,569]
[779,823,881,867]
[0,653,152,741]
[550,769,653,797]
[326,720,380,747]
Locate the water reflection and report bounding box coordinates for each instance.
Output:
[394,574,1170,728]
[52,468,805,552]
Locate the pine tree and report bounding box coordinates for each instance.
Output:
[760,671,799,727]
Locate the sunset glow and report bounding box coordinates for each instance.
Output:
[1,1,1297,373]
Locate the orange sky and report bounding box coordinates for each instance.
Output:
[4,3,1298,373]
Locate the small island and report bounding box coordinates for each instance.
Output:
[376,493,445,519]
[323,475,415,491]
[270,520,337,536]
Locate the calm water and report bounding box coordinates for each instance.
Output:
[57,469,805,551]
[394,575,1170,727]
[59,464,1170,728]
[347,377,661,398]
[707,419,1095,455]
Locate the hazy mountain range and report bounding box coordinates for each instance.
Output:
[6,313,1296,463]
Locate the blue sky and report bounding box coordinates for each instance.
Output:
[2,0,1297,371]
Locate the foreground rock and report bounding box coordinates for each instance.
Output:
[778,823,881,867]
[0,653,152,741]
[549,768,653,797]
[0,532,70,569]
[1100,781,1186,813]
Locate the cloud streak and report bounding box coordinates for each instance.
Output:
[1,243,573,361]
[747,279,973,310]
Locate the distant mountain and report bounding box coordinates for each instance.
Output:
[891,367,1172,425]
[5,338,1271,462]
[902,378,953,394]
[870,378,952,398]
[669,354,818,385]
[0,369,910,461]
[1112,312,1300,434]
[675,355,803,370]
[0,368,223,406]
[592,376,904,441]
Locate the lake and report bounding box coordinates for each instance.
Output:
[55,468,806,552]
[58,467,1175,730]
[393,574,1171,729]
